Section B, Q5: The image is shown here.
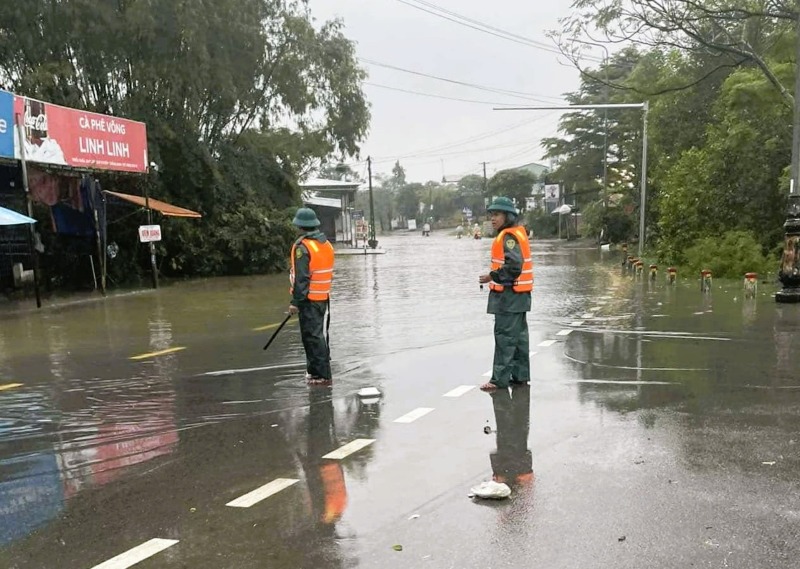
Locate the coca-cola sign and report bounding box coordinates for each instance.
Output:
[23,107,48,133]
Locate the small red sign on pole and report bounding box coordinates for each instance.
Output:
[138,225,162,243]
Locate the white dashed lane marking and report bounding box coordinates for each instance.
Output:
[569,321,585,327]
[444,385,476,398]
[90,538,179,569]
[226,478,299,508]
[394,408,435,423]
[581,313,595,319]
[322,439,375,460]
[537,340,557,347]
[556,329,572,336]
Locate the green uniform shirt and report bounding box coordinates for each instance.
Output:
[291,230,329,306]
[487,227,532,315]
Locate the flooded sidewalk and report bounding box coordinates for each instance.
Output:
[0,235,799,568]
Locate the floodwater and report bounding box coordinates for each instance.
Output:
[0,233,798,568]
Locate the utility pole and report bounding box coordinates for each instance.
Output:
[367,156,378,249]
[482,161,489,215]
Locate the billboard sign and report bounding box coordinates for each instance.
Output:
[0,90,14,159]
[8,94,148,172]
[544,184,560,201]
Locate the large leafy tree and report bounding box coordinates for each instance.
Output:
[0,0,370,282]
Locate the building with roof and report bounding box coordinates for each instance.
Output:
[299,178,361,247]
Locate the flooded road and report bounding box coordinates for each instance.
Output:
[1,233,799,568]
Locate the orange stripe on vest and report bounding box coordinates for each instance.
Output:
[290,238,335,301]
[489,226,533,293]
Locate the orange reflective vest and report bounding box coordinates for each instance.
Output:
[489,226,533,293]
[290,238,335,301]
[319,462,348,524]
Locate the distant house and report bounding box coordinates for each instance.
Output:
[511,162,551,212]
[299,178,361,247]
[511,162,550,180]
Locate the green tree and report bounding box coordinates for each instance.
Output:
[396,183,422,220]
[456,174,486,215]
[487,169,538,212]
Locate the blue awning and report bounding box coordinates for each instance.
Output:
[0,206,36,226]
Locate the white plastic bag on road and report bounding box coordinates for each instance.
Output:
[469,480,511,500]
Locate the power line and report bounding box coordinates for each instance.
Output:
[364,111,559,165]
[393,0,602,62]
[360,58,564,104]
[364,82,526,106]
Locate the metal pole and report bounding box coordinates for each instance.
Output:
[639,102,649,257]
[15,115,41,308]
[367,156,377,248]
[144,178,158,289]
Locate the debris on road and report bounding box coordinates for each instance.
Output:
[762,461,776,466]
[469,481,511,500]
[392,545,403,552]
[408,514,420,520]
[618,536,626,542]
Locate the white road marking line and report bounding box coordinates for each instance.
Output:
[394,407,435,423]
[90,538,179,569]
[444,385,476,398]
[581,313,595,319]
[202,362,302,377]
[482,370,493,377]
[567,379,676,386]
[556,329,573,336]
[570,321,585,327]
[226,478,299,508]
[538,339,557,347]
[590,306,602,311]
[323,439,375,460]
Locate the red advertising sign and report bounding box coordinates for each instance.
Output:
[13,94,148,173]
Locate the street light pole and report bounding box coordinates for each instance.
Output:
[367,156,378,249]
[494,103,649,255]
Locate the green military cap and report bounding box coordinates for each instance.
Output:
[487,196,518,215]
[292,207,321,227]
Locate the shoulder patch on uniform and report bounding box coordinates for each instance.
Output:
[505,238,516,249]
[295,248,304,259]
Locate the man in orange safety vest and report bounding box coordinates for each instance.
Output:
[289,208,335,384]
[478,197,533,391]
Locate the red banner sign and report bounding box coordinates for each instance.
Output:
[13,95,148,173]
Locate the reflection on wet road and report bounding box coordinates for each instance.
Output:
[1,234,799,568]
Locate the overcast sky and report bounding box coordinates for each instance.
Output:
[309,0,584,183]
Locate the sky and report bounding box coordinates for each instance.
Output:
[308,0,586,183]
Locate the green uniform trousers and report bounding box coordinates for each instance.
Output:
[491,312,530,388]
[298,301,332,379]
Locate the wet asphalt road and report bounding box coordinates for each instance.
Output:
[0,233,799,568]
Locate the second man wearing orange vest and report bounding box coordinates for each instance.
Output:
[478,197,534,392]
[288,208,335,385]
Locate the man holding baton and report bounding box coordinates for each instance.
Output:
[288,208,335,385]
[478,197,533,392]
